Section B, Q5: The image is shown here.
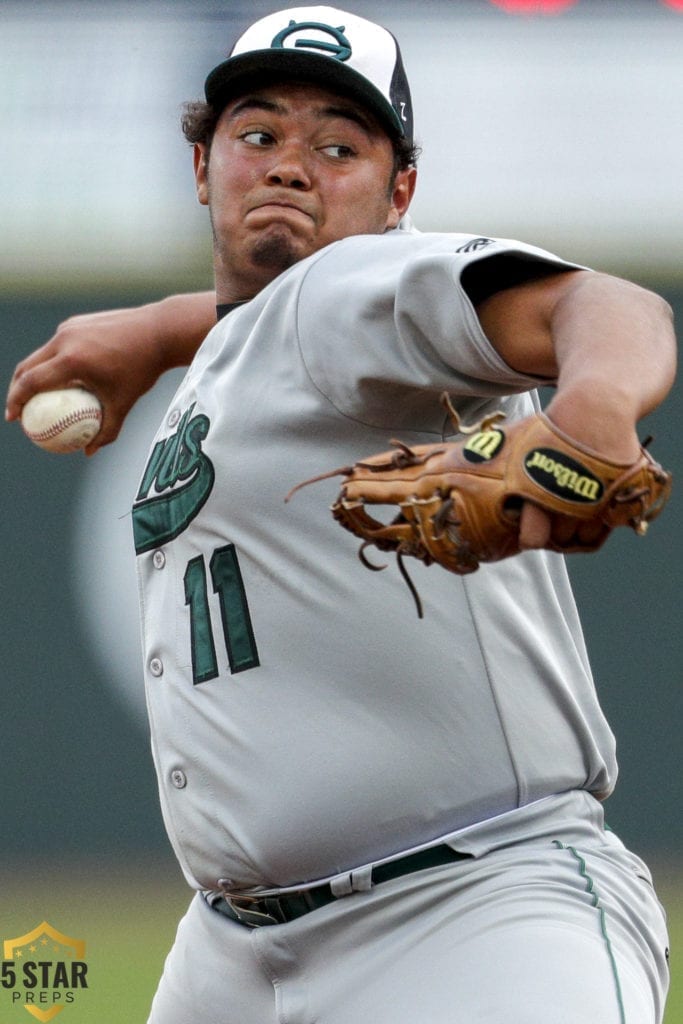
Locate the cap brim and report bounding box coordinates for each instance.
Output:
[205,49,405,141]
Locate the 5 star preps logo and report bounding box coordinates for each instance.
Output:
[2,922,88,1021]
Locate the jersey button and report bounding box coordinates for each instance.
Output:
[170,769,187,789]
[152,550,166,569]
[149,657,164,677]
[167,409,181,428]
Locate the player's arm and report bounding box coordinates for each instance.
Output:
[475,268,677,546]
[5,290,217,453]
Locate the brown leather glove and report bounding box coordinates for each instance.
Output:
[288,395,672,613]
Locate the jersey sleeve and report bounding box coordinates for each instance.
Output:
[294,232,585,433]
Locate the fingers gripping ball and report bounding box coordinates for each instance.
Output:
[21,387,102,453]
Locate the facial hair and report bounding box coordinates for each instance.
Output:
[249,225,302,275]
[207,167,304,293]
[210,209,302,292]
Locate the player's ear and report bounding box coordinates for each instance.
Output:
[194,144,210,206]
[385,167,417,230]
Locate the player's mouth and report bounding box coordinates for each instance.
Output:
[248,199,315,223]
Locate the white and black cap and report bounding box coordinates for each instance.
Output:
[205,6,414,145]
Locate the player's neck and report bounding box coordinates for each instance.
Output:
[214,270,276,305]
[213,243,302,305]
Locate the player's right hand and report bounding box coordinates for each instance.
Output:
[7,292,217,453]
[6,305,171,454]
[6,294,201,450]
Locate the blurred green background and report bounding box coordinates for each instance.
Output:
[2,1,681,1021]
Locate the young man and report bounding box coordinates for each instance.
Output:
[6,8,675,1023]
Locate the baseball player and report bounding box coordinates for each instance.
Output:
[6,7,676,1024]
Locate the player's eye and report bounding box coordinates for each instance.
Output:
[240,130,275,147]
[320,144,356,160]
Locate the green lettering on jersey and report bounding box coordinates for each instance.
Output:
[132,404,215,553]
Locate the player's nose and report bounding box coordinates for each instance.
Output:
[265,142,312,190]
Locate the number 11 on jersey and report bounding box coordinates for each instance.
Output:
[184,544,260,683]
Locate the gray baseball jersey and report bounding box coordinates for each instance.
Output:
[132,228,616,893]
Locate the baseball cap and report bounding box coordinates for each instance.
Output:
[204,6,414,145]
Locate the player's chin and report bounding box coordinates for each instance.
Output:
[249,227,313,274]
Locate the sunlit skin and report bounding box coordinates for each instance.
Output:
[193,81,416,303]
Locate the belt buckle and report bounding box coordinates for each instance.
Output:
[224,893,282,928]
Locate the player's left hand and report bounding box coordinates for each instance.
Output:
[289,393,672,613]
[517,388,645,550]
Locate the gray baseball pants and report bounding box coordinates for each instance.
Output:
[147,808,669,1023]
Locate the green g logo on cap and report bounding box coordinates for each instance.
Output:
[271,20,352,61]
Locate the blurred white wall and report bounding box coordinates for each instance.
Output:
[404,10,683,275]
[4,0,683,289]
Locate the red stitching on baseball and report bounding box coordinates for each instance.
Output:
[25,407,102,441]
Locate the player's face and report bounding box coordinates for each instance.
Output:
[194,81,416,302]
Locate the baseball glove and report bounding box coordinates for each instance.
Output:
[287,394,672,616]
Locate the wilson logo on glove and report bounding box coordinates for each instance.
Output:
[463,429,505,463]
[286,393,672,619]
[524,448,603,503]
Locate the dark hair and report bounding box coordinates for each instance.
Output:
[180,99,420,174]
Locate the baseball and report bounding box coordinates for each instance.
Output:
[21,387,103,453]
